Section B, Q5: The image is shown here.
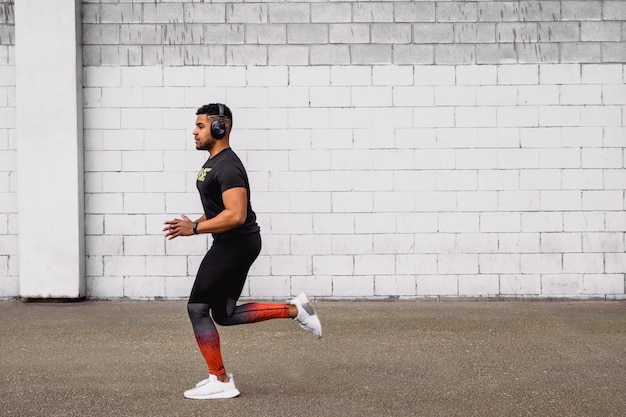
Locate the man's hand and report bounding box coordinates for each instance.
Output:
[163,214,194,240]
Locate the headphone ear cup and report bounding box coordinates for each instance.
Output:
[211,118,226,139]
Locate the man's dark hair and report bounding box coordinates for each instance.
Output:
[196,103,233,125]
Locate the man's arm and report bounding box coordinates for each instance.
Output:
[163,187,247,239]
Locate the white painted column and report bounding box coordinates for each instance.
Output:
[15,0,85,299]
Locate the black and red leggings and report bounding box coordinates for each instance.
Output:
[187,232,290,376]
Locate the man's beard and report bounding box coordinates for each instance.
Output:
[195,138,209,150]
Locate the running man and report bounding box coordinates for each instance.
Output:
[163,103,322,400]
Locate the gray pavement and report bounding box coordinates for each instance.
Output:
[1,300,625,417]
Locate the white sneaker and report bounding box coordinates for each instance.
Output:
[195,373,236,388]
[194,376,211,388]
[289,292,322,339]
[184,374,240,399]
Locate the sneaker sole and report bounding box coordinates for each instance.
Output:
[302,314,322,339]
[184,388,240,400]
[294,293,322,339]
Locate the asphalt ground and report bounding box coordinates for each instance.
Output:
[1,300,625,417]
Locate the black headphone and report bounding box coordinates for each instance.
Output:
[210,103,227,139]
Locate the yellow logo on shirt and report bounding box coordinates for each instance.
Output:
[197,168,211,181]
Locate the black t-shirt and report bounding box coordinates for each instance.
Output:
[196,148,260,239]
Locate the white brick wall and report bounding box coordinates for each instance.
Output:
[1,1,625,300]
[0,0,16,298]
[80,60,626,299]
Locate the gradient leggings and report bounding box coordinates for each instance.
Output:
[187,233,291,376]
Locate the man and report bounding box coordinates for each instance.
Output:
[163,103,322,400]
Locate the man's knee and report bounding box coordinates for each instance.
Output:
[187,303,210,320]
[212,298,237,326]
